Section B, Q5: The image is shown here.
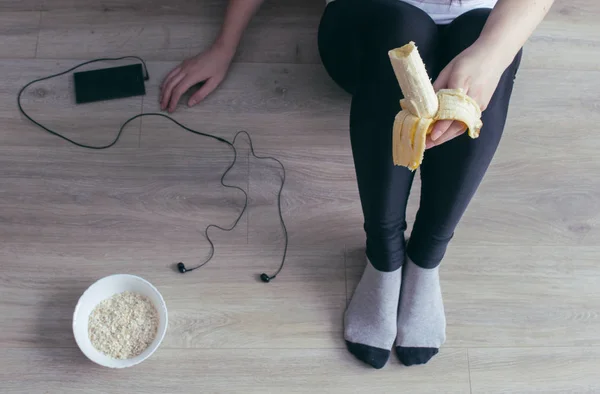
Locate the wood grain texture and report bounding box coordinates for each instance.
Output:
[139,61,348,148]
[469,347,600,394]
[0,246,345,349]
[0,12,41,59]
[0,0,42,11]
[40,0,323,15]
[33,0,600,70]
[36,0,323,63]
[2,0,600,392]
[0,144,248,250]
[248,147,363,251]
[442,246,600,348]
[523,0,600,71]
[0,348,470,394]
[2,59,141,147]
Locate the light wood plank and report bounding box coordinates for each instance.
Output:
[524,0,600,71]
[0,145,247,248]
[35,0,600,71]
[2,59,141,147]
[0,12,40,59]
[502,68,600,151]
[36,0,323,64]
[40,0,323,15]
[42,0,225,11]
[248,147,363,250]
[0,0,41,11]
[443,246,600,348]
[547,0,597,25]
[0,348,470,393]
[139,61,349,148]
[469,347,600,394]
[0,246,345,349]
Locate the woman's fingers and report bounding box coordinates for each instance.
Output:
[426,121,466,149]
[160,72,186,110]
[160,66,181,92]
[188,77,219,107]
[167,75,203,113]
[159,67,182,107]
[430,119,453,141]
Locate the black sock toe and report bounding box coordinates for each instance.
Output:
[346,340,390,369]
[395,346,439,366]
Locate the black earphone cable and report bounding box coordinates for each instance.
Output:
[16,56,288,282]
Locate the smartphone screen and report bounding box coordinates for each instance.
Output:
[73,63,146,104]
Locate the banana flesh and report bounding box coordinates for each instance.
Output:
[388,41,483,171]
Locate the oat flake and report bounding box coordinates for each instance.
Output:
[88,291,159,359]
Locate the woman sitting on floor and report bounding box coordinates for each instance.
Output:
[159,0,554,369]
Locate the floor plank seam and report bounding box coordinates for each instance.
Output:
[1,346,351,350]
[343,244,348,307]
[246,149,250,245]
[138,93,144,148]
[33,11,43,58]
[467,348,473,394]
[8,345,600,350]
[444,345,600,349]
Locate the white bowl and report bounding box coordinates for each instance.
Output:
[72,274,168,368]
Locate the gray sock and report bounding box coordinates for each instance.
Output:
[395,257,446,366]
[344,257,402,369]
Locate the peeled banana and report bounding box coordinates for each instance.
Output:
[388,41,483,171]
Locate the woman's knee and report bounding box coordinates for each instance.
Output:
[440,8,493,60]
[357,0,441,101]
[368,0,439,63]
[318,0,363,95]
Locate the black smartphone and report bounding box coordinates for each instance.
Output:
[73,63,146,104]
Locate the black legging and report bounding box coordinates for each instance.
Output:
[318,0,523,271]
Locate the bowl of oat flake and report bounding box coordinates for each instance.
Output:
[72,274,168,368]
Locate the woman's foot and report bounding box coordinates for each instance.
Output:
[344,257,402,369]
[395,257,446,366]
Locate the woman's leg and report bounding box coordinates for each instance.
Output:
[396,8,524,366]
[317,0,363,95]
[319,0,440,368]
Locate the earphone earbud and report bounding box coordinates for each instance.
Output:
[178,262,275,283]
[260,273,271,283]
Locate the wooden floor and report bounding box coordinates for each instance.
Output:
[1,0,600,392]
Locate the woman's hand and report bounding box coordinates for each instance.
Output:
[425,0,556,149]
[160,42,236,113]
[426,41,506,149]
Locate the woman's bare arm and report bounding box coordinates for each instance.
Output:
[160,0,265,112]
[214,0,266,52]
[478,0,555,69]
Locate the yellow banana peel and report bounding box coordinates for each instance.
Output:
[388,41,483,171]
